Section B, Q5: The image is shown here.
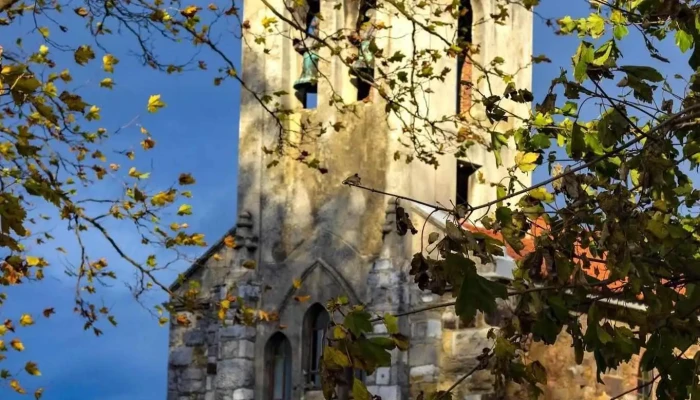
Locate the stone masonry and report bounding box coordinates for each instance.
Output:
[163,1,670,400]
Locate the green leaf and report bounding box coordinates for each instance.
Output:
[323,346,350,369]
[352,378,371,400]
[344,310,372,336]
[383,313,399,334]
[613,24,628,40]
[676,29,694,53]
[455,262,507,324]
[573,42,594,82]
[586,13,605,38]
[619,66,663,82]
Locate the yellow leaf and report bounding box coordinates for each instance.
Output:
[258,310,270,321]
[220,299,231,309]
[86,105,101,121]
[38,45,49,55]
[147,94,166,113]
[208,3,218,10]
[11,338,25,351]
[177,204,193,216]
[293,278,302,289]
[100,78,114,89]
[74,7,89,16]
[10,380,25,394]
[26,256,40,266]
[516,151,539,165]
[19,314,33,327]
[38,26,49,38]
[212,253,223,261]
[25,361,41,376]
[223,235,236,248]
[0,325,6,336]
[181,5,201,18]
[34,388,44,400]
[158,317,169,326]
[529,187,555,203]
[102,54,119,73]
[109,163,119,171]
[294,295,311,303]
[261,16,278,28]
[515,151,540,173]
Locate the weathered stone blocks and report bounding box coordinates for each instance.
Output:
[215,359,255,389]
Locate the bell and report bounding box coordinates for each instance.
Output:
[294,52,319,93]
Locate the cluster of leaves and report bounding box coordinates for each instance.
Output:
[338,0,700,399]
[0,0,222,395]
[6,0,700,398]
[317,296,409,400]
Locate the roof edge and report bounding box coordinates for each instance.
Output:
[169,226,237,292]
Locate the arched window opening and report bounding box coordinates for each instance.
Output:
[637,368,654,400]
[294,0,321,108]
[303,303,330,389]
[349,0,377,101]
[266,333,293,400]
[456,0,473,114]
[456,160,479,206]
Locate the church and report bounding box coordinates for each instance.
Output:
[165,1,654,399]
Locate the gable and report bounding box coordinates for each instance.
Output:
[169,226,237,292]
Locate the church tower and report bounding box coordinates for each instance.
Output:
[167,1,533,399]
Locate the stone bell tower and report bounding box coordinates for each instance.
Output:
[166,1,533,399]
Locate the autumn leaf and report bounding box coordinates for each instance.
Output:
[24,362,40,376]
[176,314,191,327]
[242,259,256,269]
[100,78,115,89]
[10,339,24,351]
[19,314,33,327]
[74,7,88,16]
[180,5,201,18]
[178,173,196,185]
[25,256,40,266]
[34,388,43,400]
[102,54,119,73]
[141,137,156,150]
[10,380,25,394]
[147,94,166,113]
[294,295,311,303]
[223,235,236,248]
[177,204,192,216]
[293,278,302,289]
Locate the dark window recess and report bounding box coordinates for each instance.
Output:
[456,0,473,111]
[207,362,217,375]
[456,160,479,206]
[357,79,372,101]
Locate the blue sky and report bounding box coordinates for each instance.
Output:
[1,0,693,399]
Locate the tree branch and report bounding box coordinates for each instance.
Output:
[0,0,20,13]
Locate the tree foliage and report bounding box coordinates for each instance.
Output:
[3,0,700,399]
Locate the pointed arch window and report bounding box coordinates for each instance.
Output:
[303,303,330,389]
[637,368,654,400]
[266,333,293,400]
[456,0,473,113]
